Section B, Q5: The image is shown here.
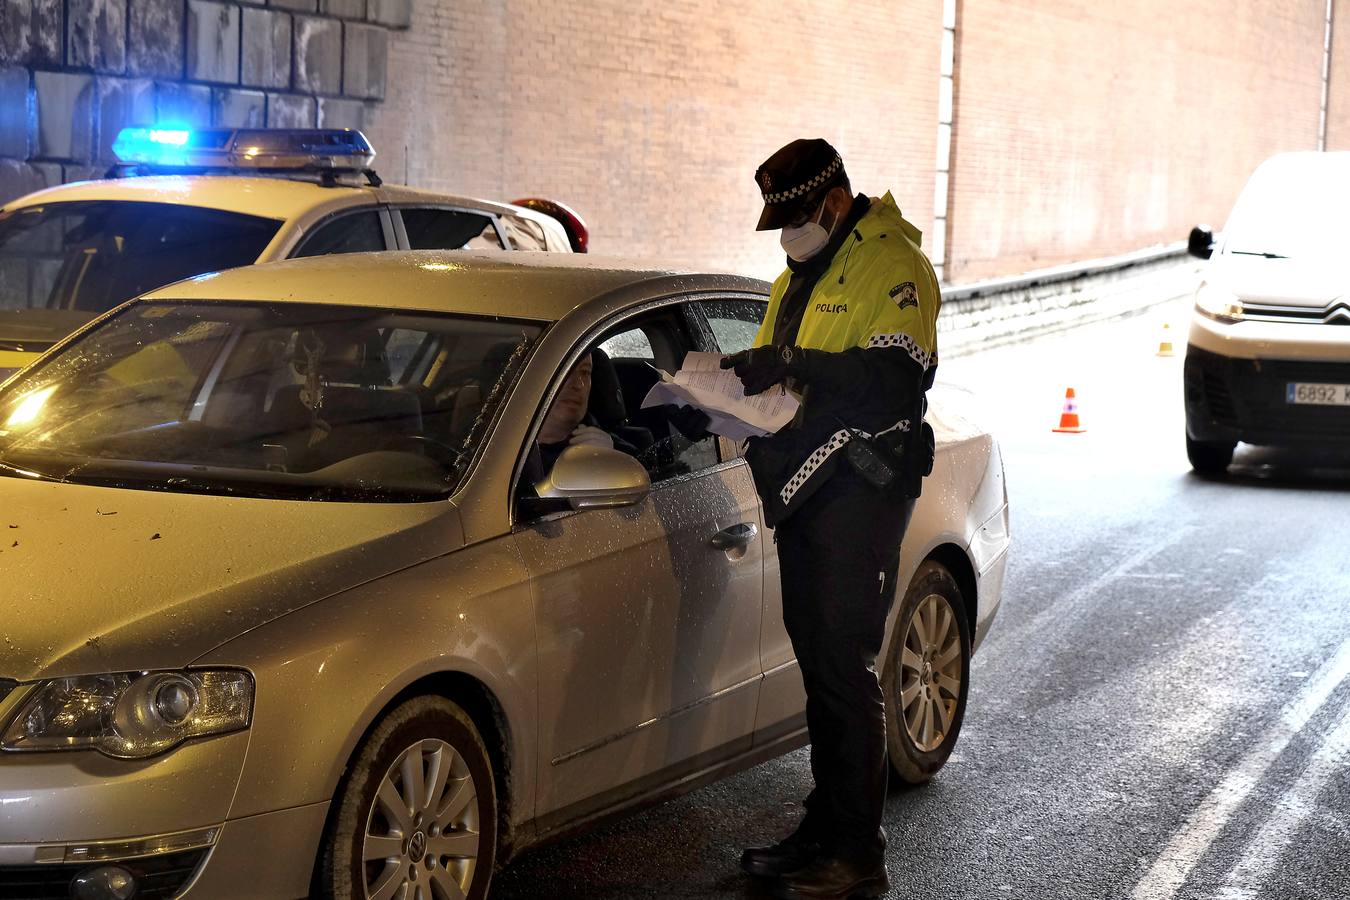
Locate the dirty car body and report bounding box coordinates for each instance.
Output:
[0,252,1008,898]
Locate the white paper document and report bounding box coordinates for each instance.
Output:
[639,351,799,441]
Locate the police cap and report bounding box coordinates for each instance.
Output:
[754,138,847,231]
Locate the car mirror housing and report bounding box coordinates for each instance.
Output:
[534,444,651,510]
[1188,224,1215,260]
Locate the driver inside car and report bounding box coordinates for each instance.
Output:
[526,351,712,488]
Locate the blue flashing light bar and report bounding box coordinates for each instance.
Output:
[111,126,376,173]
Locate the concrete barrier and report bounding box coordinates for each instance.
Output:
[940,244,1203,356]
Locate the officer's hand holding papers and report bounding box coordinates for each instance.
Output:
[640,351,798,442]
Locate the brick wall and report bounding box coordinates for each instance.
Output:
[945,0,1327,283]
[0,0,1335,286]
[0,0,409,204]
[1328,0,1350,149]
[363,0,942,283]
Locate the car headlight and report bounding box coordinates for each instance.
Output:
[1,670,253,759]
[1194,281,1244,323]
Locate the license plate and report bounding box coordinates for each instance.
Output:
[1286,382,1350,406]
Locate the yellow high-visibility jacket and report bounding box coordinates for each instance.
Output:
[746,192,941,526]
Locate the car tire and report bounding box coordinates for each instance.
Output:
[1186,434,1235,475]
[317,695,498,900]
[881,560,972,786]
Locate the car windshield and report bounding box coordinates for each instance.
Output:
[1223,160,1350,263]
[0,201,281,315]
[0,301,541,501]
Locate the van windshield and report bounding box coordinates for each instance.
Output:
[1223,160,1350,263]
[0,201,281,316]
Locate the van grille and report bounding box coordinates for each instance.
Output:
[1242,300,1350,325]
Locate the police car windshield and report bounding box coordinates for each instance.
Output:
[0,201,281,316]
[0,301,541,502]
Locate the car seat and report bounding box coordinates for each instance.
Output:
[588,347,653,450]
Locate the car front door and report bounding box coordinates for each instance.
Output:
[692,297,805,739]
[513,297,765,821]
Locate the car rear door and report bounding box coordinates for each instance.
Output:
[513,296,765,820]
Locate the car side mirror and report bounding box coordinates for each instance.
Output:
[533,444,650,510]
[1188,225,1215,260]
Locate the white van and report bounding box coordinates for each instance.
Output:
[1183,150,1350,473]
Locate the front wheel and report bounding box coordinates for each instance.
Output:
[1186,434,1235,475]
[318,695,498,900]
[881,560,972,785]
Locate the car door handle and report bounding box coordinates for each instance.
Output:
[710,522,758,551]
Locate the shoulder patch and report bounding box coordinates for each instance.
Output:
[888,282,918,310]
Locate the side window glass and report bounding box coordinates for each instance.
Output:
[294,212,386,258]
[401,208,504,251]
[383,327,431,384]
[697,298,767,354]
[499,213,549,251]
[598,327,654,361]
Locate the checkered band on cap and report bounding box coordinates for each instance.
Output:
[762,154,843,205]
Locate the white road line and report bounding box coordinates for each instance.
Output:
[1004,532,1188,645]
[1129,637,1350,900]
[1211,703,1350,900]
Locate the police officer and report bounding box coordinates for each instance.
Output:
[723,138,940,899]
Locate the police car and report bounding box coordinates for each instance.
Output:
[0,127,586,381]
[1183,150,1350,474]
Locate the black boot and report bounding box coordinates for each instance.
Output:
[740,834,822,878]
[771,854,889,899]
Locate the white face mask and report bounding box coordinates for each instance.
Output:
[779,198,839,262]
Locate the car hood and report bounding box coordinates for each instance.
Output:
[0,308,96,350]
[0,477,461,682]
[1212,254,1350,307]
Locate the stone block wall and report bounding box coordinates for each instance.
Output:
[0,0,410,205]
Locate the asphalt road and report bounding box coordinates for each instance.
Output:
[492,297,1350,900]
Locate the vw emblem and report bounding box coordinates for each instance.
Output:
[407,830,427,862]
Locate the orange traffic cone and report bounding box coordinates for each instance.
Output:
[1053,388,1087,433]
[1156,323,1175,357]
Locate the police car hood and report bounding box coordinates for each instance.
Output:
[0,308,95,350]
[0,477,460,682]
[1211,253,1349,308]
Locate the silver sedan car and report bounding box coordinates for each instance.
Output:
[0,252,1009,900]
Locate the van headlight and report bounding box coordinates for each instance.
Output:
[1,670,253,759]
[1194,282,1244,323]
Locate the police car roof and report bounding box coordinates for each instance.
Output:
[2,174,526,223]
[137,250,769,322]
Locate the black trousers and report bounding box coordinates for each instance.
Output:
[775,469,915,863]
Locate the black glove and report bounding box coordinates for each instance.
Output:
[667,404,712,441]
[720,345,807,395]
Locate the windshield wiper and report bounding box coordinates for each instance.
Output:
[1229,250,1289,259]
[0,457,61,482]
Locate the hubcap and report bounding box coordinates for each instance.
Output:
[899,592,963,753]
[362,738,480,900]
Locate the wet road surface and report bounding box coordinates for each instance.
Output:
[492,297,1350,900]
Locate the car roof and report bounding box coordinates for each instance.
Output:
[137,250,769,322]
[1,175,536,224]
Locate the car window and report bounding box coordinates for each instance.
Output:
[498,212,550,251]
[293,211,387,258]
[696,298,766,354]
[0,201,280,314]
[518,307,720,516]
[0,300,542,502]
[401,208,504,251]
[598,327,654,360]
